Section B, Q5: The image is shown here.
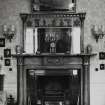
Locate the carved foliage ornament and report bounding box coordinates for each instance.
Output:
[23,13,85,27]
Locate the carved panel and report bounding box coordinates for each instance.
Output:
[43,57,64,66]
[20,12,86,28]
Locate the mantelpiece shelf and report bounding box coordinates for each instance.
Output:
[20,12,86,18]
[12,53,97,58]
[34,27,72,29]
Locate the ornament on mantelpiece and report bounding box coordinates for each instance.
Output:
[32,0,40,11]
[86,44,92,54]
[15,45,23,54]
[59,19,64,26]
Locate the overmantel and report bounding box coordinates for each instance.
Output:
[20,11,86,54]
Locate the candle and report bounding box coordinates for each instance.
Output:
[102,25,105,32]
[3,25,8,32]
[11,25,15,32]
[94,25,98,32]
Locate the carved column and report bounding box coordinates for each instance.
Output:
[23,64,27,105]
[20,14,28,52]
[34,74,38,103]
[82,56,90,105]
[17,57,24,105]
[79,13,86,53]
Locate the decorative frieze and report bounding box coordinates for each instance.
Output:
[20,12,86,28]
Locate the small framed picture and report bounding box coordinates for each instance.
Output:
[0,38,5,47]
[5,59,11,66]
[100,64,105,70]
[4,49,11,57]
[99,52,105,60]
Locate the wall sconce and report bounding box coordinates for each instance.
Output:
[2,25,16,42]
[91,25,105,42]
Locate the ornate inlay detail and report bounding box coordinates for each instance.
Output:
[73,18,81,26]
[43,57,63,65]
[17,57,23,66]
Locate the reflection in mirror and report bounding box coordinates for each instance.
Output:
[38,28,72,53]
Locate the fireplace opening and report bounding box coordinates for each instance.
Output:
[37,76,70,93]
[27,70,81,105]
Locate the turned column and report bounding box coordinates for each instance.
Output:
[82,56,90,105]
[79,13,86,53]
[17,57,24,105]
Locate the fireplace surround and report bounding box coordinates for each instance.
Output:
[12,11,96,105]
[12,53,96,105]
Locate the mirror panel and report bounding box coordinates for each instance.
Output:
[32,0,76,12]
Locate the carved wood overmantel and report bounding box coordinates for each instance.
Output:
[20,12,86,53]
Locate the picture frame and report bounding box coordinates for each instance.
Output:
[0,38,5,47]
[99,52,105,60]
[31,0,76,12]
[4,59,11,66]
[4,49,11,57]
[100,64,105,70]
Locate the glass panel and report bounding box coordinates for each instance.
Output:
[38,28,72,53]
[25,28,34,53]
[71,27,81,54]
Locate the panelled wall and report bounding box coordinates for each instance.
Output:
[0,0,105,105]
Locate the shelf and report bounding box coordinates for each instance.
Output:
[20,12,86,18]
[12,53,97,58]
[34,26,72,29]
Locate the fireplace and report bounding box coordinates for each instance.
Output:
[12,11,94,105]
[27,69,81,105]
[12,53,94,105]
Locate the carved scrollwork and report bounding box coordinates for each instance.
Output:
[43,57,63,65]
[20,14,28,23]
[73,17,81,26]
[20,12,86,28]
[17,57,23,66]
[82,56,90,71]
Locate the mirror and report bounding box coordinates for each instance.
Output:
[32,0,76,12]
